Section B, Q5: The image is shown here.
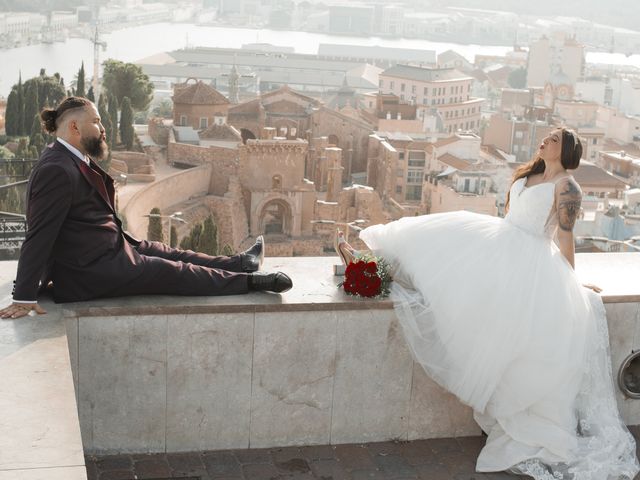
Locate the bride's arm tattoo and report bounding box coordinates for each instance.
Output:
[557,179,582,232]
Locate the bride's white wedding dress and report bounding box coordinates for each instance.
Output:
[360,176,640,479]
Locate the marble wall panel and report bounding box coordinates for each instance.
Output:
[607,303,640,424]
[166,313,254,451]
[331,311,413,444]
[64,316,79,405]
[408,363,480,440]
[78,315,167,454]
[250,311,338,448]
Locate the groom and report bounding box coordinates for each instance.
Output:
[0,97,292,319]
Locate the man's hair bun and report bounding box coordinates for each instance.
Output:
[40,109,58,134]
[39,96,91,134]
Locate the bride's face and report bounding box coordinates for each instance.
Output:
[537,129,563,163]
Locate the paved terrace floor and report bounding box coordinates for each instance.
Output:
[86,429,640,480]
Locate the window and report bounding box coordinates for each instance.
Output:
[199,117,208,129]
[408,151,425,167]
[396,185,403,194]
[412,85,416,93]
[593,138,597,145]
[424,87,429,95]
[180,115,187,126]
[432,88,437,95]
[406,185,422,200]
[463,178,470,192]
[272,175,282,189]
[401,83,406,92]
[407,170,423,184]
[390,81,395,89]
[398,152,405,160]
[397,168,404,177]
[379,79,384,88]
[423,98,428,105]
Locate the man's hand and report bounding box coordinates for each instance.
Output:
[0,303,47,319]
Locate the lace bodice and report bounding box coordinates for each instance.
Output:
[505,177,559,239]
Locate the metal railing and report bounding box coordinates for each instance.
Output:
[0,158,38,181]
[576,236,640,253]
[0,212,26,252]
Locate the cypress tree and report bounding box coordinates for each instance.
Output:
[120,96,134,150]
[5,89,19,136]
[15,138,29,158]
[147,207,164,242]
[197,215,218,255]
[24,81,40,137]
[29,114,41,144]
[97,94,113,171]
[87,85,95,102]
[30,133,45,156]
[179,235,192,250]
[16,74,25,136]
[76,61,86,98]
[190,223,203,252]
[108,93,118,145]
[170,225,178,248]
[98,93,112,149]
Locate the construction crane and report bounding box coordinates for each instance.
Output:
[89,0,106,98]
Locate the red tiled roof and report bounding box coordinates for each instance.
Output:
[173,81,229,106]
[199,123,242,141]
[572,162,630,188]
[438,152,472,170]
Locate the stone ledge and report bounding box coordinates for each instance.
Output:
[1,253,639,467]
[56,253,640,320]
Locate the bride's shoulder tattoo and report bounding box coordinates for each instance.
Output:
[557,178,582,232]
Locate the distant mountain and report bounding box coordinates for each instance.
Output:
[425,0,639,32]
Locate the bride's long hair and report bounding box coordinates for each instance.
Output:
[504,127,582,212]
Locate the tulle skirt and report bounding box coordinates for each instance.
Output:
[360,211,639,479]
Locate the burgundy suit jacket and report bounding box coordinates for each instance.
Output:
[13,141,141,303]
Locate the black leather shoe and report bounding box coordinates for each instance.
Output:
[248,271,292,293]
[240,235,264,272]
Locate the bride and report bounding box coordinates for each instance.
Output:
[336,127,639,478]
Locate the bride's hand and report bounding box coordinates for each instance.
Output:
[583,283,603,293]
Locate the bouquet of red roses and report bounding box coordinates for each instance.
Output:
[340,253,392,298]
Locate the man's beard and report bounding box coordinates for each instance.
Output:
[81,135,108,160]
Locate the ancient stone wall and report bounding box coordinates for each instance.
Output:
[312,108,372,179]
[148,117,170,146]
[121,164,212,239]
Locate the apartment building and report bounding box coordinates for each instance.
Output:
[378,65,483,134]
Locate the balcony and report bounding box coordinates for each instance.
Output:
[0,254,639,479]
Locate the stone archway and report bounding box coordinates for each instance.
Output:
[259,198,293,235]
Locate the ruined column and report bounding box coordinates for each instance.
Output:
[325,147,344,202]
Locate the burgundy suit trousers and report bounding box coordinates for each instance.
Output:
[104,240,249,298]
